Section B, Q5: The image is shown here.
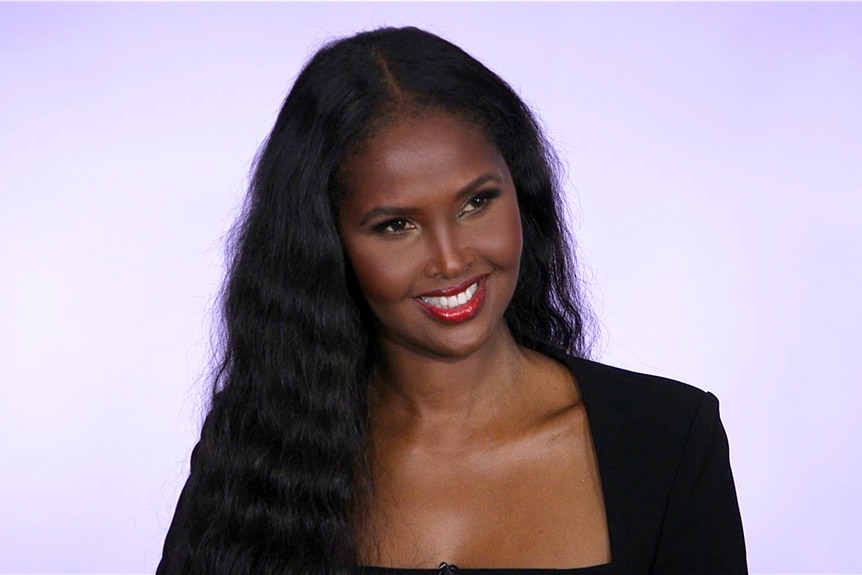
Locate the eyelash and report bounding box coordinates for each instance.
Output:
[458,189,500,216]
[370,189,501,236]
[372,218,414,235]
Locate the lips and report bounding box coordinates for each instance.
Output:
[416,275,487,323]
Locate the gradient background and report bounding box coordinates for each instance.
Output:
[1,2,860,573]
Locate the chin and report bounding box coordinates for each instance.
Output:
[384,318,510,361]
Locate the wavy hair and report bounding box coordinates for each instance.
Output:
[157,26,592,575]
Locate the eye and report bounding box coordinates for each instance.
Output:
[459,189,501,217]
[372,218,415,235]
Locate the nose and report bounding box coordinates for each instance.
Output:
[424,224,471,279]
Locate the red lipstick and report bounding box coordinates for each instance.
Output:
[416,275,487,323]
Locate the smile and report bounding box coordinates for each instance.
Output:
[420,281,479,309]
[416,276,487,323]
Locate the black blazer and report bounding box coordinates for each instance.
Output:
[362,352,748,574]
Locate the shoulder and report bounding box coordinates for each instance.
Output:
[544,349,725,493]
[540,350,747,572]
[547,350,715,429]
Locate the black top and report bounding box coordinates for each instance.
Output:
[360,352,747,574]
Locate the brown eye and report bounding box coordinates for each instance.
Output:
[373,218,415,235]
[459,189,501,216]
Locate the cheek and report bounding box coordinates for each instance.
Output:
[344,242,417,305]
[503,204,524,266]
[476,198,523,273]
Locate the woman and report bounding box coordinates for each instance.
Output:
[158,26,746,575]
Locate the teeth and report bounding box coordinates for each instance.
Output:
[421,281,479,309]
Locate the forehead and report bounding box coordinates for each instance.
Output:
[339,112,511,209]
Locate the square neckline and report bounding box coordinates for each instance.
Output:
[359,350,617,574]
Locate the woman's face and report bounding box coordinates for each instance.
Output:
[337,111,523,360]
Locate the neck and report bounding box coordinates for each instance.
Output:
[370,323,528,446]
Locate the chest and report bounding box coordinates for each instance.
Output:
[359,426,610,569]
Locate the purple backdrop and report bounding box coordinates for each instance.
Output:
[1,3,860,573]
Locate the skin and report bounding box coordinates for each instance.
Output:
[338,111,610,569]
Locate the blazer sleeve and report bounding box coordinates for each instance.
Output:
[651,392,748,574]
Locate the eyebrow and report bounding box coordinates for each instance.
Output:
[357,174,503,227]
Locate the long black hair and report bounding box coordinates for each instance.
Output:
[157,26,592,575]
